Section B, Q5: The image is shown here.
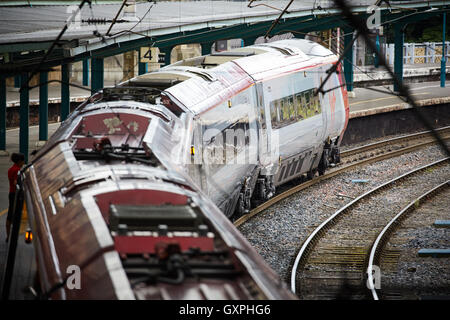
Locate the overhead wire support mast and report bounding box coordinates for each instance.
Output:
[330,0,450,156]
[19,0,92,93]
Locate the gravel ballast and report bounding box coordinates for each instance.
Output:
[238,144,449,286]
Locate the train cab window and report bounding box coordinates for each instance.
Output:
[161,93,184,117]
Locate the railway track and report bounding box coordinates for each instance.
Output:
[234,126,450,228]
[368,179,450,300]
[289,157,449,299]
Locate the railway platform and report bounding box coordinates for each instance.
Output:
[349,81,450,118]
[0,123,60,299]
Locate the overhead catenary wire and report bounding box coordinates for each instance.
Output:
[105,0,127,36]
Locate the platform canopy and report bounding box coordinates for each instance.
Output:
[2,0,448,76]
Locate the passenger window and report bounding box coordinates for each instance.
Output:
[260,103,266,129]
[270,101,278,128]
[313,94,320,115]
[288,96,295,121]
[305,91,311,117]
[300,94,307,119]
[281,99,289,122]
[269,87,321,129]
[296,94,303,120]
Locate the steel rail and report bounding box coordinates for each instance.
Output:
[234,130,450,228]
[367,179,450,300]
[290,157,449,294]
[341,126,450,158]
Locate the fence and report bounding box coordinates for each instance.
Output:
[383,42,450,65]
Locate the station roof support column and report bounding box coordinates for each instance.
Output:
[39,72,48,141]
[343,27,354,92]
[91,57,104,94]
[20,73,29,163]
[138,49,148,75]
[82,58,90,87]
[394,23,405,92]
[243,36,258,46]
[0,75,6,150]
[14,75,20,89]
[374,31,380,68]
[201,42,214,56]
[61,64,70,122]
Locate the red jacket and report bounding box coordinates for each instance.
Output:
[8,163,21,193]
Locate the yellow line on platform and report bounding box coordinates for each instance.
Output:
[0,207,28,235]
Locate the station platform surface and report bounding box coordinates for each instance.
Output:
[0,123,60,294]
[349,81,450,118]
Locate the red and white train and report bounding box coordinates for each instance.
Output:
[6,39,348,299]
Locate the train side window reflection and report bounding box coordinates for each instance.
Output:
[295,94,303,120]
[270,101,278,128]
[269,88,321,129]
[281,99,289,122]
[288,96,295,121]
[305,91,311,117]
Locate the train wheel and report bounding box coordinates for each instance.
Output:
[318,153,328,176]
[330,145,341,164]
[307,168,317,180]
[236,193,245,217]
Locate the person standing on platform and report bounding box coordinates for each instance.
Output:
[6,153,24,242]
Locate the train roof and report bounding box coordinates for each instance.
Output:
[121,39,337,115]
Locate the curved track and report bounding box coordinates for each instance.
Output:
[234,126,450,228]
[367,179,450,300]
[289,157,449,299]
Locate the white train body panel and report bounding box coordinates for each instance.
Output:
[118,39,349,217]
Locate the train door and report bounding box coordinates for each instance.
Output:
[255,82,270,168]
[318,65,330,143]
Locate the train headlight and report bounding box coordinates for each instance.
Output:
[25,229,33,244]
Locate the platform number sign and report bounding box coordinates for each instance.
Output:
[143,49,152,60]
[158,52,166,64]
[140,47,162,64]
